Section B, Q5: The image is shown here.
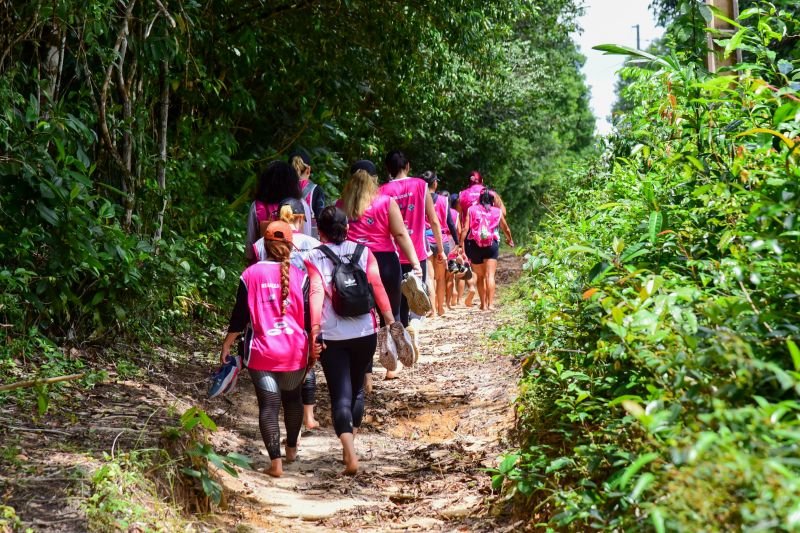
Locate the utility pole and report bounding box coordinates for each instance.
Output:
[706,0,741,72]
[632,24,641,50]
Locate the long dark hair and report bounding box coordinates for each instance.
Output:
[317,206,348,244]
[255,161,301,204]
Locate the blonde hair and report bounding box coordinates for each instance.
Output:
[291,155,310,177]
[340,169,379,220]
[263,237,292,315]
[279,204,305,227]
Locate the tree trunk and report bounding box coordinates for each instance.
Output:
[153,59,170,249]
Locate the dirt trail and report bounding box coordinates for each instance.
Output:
[1,254,523,532]
[210,253,524,531]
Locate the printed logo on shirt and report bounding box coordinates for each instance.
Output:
[408,203,415,211]
[260,282,280,289]
[366,217,374,225]
[266,319,295,337]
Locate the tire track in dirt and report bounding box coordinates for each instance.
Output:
[210,253,523,532]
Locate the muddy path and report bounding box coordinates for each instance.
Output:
[0,253,524,532]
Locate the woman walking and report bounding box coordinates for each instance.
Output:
[290,151,325,238]
[421,172,459,316]
[380,150,445,326]
[306,207,397,475]
[221,221,310,477]
[459,189,513,310]
[338,159,421,383]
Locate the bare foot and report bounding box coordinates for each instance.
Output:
[342,452,358,475]
[303,405,319,430]
[304,419,320,430]
[266,459,283,477]
[285,447,297,463]
[384,370,399,380]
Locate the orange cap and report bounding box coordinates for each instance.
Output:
[263,220,294,244]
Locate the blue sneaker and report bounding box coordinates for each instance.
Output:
[208,355,242,399]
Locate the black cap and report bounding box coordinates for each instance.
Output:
[350,159,377,176]
[288,150,311,166]
[279,197,306,215]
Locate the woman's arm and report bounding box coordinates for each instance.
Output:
[459,211,471,246]
[424,192,445,261]
[446,207,459,246]
[221,280,249,361]
[306,262,326,356]
[387,199,421,276]
[499,215,514,247]
[366,250,395,326]
[494,192,507,217]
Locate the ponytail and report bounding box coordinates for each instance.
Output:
[479,188,494,208]
[291,155,310,177]
[263,238,292,315]
[279,204,305,225]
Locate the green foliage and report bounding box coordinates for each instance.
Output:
[500,3,800,530]
[174,407,252,507]
[0,0,592,359]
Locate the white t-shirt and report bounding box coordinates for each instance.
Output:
[305,241,378,341]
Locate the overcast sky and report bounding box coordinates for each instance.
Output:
[574,0,664,135]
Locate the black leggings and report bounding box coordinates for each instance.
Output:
[400,258,427,326]
[319,334,376,436]
[249,368,305,460]
[369,251,402,373]
[301,368,315,406]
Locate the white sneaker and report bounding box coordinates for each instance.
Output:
[377,326,398,371]
[401,273,432,316]
[389,322,414,367]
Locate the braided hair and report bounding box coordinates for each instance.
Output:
[263,238,292,315]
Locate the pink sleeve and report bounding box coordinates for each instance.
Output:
[366,250,391,315]
[255,201,267,223]
[307,261,324,328]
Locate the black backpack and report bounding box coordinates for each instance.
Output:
[317,244,375,317]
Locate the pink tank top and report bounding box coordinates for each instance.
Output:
[426,193,449,244]
[336,194,396,253]
[468,204,502,247]
[458,184,485,214]
[241,262,308,372]
[380,177,427,264]
[450,208,459,232]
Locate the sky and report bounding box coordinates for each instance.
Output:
[573,0,664,135]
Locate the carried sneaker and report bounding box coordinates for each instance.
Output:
[406,319,421,363]
[389,322,414,367]
[401,272,432,316]
[208,355,242,399]
[377,326,398,372]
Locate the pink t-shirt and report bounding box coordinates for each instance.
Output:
[467,204,502,246]
[458,184,485,214]
[336,194,396,253]
[241,261,308,372]
[380,177,427,264]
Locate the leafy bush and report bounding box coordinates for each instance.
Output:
[497,4,800,530]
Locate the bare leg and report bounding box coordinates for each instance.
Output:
[425,261,435,317]
[364,372,373,392]
[485,259,498,310]
[446,272,455,309]
[472,262,487,309]
[340,432,358,475]
[433,258,446,315]
[303,404,319,430]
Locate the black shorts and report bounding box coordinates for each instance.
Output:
[464,239,499,265]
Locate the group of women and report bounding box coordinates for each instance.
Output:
[221,150,513,477]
